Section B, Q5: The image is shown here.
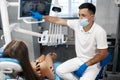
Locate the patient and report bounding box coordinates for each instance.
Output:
[31,52,57,80]
[2,40,56,80]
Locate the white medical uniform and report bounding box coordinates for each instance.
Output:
[56,19,108,80]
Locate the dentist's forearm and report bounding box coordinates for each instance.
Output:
[86,49,108,66]
[43,16,68,26]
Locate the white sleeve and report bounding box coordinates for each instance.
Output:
[67,19,79,30]
[95,28,108,49]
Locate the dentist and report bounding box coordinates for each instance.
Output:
[30,3,108,80]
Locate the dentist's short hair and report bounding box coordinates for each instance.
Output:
[79,3,96,15]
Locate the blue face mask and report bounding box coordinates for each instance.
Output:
[79,19,89,27]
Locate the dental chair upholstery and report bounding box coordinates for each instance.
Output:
[0,48,22,73]
[0,58,22,80]
[0,58,22,72]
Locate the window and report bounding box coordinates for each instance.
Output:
[50,0,96,18]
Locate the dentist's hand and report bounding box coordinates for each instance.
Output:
[74,63,88,77]
[30,10,43,20]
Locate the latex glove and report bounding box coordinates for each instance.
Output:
[74,63,88,77]
[30,10,43,20]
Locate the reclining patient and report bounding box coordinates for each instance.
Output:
[2,40,56,80]
[31,52,56,80]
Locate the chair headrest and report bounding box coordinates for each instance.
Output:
[0,58,22,73]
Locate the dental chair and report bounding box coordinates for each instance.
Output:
[0,49,112,80]
[0,52,54,80]
[0,58,22,80]
[0,49,58,80]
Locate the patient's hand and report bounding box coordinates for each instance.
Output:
[31,61,41,76]
[31,61,36,70]
[36,62,42,76]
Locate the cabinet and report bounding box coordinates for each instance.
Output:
[107,36,116,71]
[106,25,120,73]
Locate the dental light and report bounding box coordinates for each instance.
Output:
[52,0,62,12]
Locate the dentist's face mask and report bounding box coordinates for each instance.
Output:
[79,18,89,27]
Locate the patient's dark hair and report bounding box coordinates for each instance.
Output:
[2,40,43,80]
[79,3,96,15]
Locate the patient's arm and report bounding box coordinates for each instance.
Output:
[31,55,46,76]
[31,61,42,77]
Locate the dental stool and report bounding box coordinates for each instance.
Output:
[74,52,112,80]
[95,52,112,80]
[0,58,22,80]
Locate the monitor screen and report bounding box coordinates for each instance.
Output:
[18,0,52,19]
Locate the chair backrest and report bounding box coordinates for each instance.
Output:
[0,48,22,72]
[95,52,112,79]
[0,58,22,80]
[0,58,22,73]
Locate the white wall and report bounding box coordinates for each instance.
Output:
[95,0,119,36]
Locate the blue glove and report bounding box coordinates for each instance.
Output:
[29,10,43,20]
[74,63,88,77]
